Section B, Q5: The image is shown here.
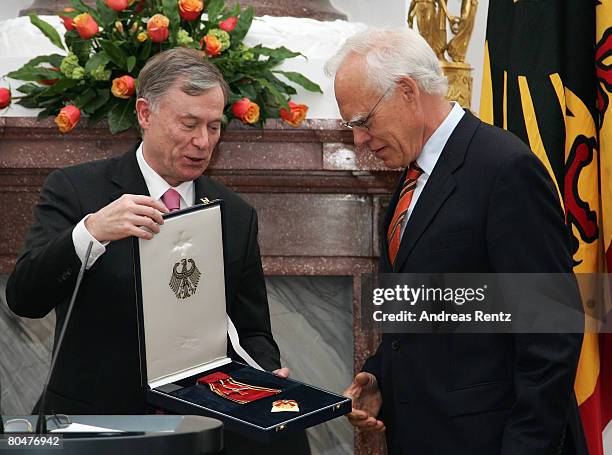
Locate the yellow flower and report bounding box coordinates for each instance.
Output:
[137,32,148,42]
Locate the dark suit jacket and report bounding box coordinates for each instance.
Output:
[6,146,281,414]
[363,111,585,455]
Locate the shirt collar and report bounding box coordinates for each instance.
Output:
[136,143,194,207]
[416,102,465,176]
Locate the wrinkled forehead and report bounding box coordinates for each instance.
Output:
[334,57,382,119]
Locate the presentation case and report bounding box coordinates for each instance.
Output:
[133,201,351,441]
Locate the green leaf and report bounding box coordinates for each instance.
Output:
[255,78,289,110]
[162,0,180,25]
[16,97,41,109]
[16,83,44,96]
[84,51,111,72]
[29,14,65,51]
[100,40,127,70]
[87,99,113,126]
[273,71,323,93]
[138,39,152,61]
[108,99,136,134]
[250,45,301,60]
[73,87,97,108]
[206,0,225,24]
[231,6,253,43]
[6,66,62,81]
[38,97,63,108]
[126,56,136,73]
[82,88,110,114]
[95,0,118,26]
[236,83,257,100]
[37,106,58,120]
[65,32,92,65]
[265,75,297,95]
[36,78,79,97]
[22,54,64,69]
[220,4,241,20]
[68,0,102,23]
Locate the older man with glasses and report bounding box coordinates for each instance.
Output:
[325,29,586,455]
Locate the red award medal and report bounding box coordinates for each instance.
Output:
[198,372,281,404]
[271,399,300,413]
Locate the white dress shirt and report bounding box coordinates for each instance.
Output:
[72,143,195,268]
[399,102,465,240]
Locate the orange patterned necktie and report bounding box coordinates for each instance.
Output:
[387,162,423,265]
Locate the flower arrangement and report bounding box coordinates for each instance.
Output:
[1,0,320,133]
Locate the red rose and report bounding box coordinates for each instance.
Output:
[59,7,75,31]
[73,13,99,40]
[111,75,136,99]
[105,0,129,11]
[279,101,308,127]
[218,16,238,32]
[134,0,147,13]
[179,0,203,22]
[231,98,260,124]
[147,14,170,43]
[0,88,11,109]
[54,105,81,133]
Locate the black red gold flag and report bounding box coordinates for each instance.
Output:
[480,1,612,453]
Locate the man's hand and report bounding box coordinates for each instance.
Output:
[272,367,290,378]
[344,372,385,433]
[85,194,169,242]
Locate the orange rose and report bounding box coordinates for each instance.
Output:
[279,101,308,127]
[201,34,222,57]
[218,16,238,32]
[105,0,129,10]
[54,105,81,133]
[147,14,170,43]
[59,7,75,31]
[231,98,259,124]
[39,67,60,86]
[111,75,136,99]
[73,13,99,40]
[0,88,11,109]
[243,102,260,123]
[179,0,203,21]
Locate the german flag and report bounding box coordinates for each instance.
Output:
[480,1,612,453]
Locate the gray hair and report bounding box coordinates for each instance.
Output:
[137,47,229,111]
[324,28,447,97]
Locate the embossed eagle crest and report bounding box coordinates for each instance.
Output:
[169,258,201,299]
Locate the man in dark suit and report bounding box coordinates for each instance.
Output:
[6,47,309,454]
[325,29,585,454]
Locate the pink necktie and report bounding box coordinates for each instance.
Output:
[161,188,181,212]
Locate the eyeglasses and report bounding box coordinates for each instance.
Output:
[3,414,71,432]
[341,86,392,131]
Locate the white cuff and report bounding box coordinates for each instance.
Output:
[72,215,109,269]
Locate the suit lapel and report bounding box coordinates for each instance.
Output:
[392,110,480,271]
[194,176,222,204]
[109,143,149,201]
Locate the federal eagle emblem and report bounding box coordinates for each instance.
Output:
[169,258,201,299]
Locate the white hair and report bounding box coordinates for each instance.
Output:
[324,28,448,97]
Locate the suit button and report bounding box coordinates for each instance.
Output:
[391,340,400,351]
